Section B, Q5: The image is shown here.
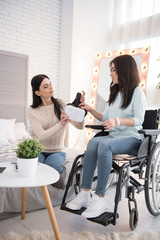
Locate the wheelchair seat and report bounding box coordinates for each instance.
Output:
[61,109,160,230]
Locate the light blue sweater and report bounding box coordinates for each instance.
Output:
[102,86,147,140]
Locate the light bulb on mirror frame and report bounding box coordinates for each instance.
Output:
[90,98,95,106]
[144,47,149,53]
[130,49,136,54]
[92,82,97,89]
[142,64,147,71]
[86,130,92,139]
[93,67,99,74]
[96,53,101,58]
[106,52,112,57]
[139,81,145,89]
[118,50,123,55]
[88,115,93,122]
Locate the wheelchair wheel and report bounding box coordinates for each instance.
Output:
[129,208,138,231]
[145,141,160,216]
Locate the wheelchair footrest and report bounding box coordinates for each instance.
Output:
[60,204,86,215]
[87,211,119,226]
[61,204,119,227]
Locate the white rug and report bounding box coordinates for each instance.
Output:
[0,231,160,240]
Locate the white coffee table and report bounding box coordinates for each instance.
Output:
[0,162,61,240]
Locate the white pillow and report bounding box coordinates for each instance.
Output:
[0,118,17,143]
[0,127,10,147]
[15,122,30,141]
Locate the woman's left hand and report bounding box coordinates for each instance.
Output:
[102,118,117,130]
[80,91,85,103]
[60,112,70,126]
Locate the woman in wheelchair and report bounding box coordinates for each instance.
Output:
[66,54,147,218]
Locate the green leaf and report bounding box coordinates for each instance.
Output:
[15,138,44,159]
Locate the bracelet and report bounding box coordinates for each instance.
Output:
[116,117,120,126]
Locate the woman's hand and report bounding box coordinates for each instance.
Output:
[80,102,103,121]
[80,91,85,104]
[60,112,70,126]
[102,118,117,130]
[79,102,93,112]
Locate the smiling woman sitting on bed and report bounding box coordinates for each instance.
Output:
[27,74,85,174]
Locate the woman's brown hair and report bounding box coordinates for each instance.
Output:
[108,54,140,108]
[31,74,63,120]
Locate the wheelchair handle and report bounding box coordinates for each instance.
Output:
[85,124,105,131]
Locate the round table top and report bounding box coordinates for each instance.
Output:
[0,162,59,188]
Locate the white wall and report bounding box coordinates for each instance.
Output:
[0,0,61,106]
[59,0,73,103]
[60,0,115,149]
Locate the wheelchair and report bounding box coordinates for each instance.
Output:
[60,109,160,230]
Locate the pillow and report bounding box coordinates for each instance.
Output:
[0,127,10,147]
[15,122,31,141]
[0,118,17,143]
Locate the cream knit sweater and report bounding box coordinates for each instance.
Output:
[27,101,84,153]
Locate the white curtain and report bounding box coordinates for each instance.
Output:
[105,0,160,107]
[107,0,160,47]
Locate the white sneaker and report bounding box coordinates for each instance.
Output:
[82,193,108,218]
[66,190,91,210]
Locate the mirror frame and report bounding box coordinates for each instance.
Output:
[85,46,150,147]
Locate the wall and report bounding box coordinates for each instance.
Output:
[60,0,114,149]
[61,0,160,149]
[59,0,73,103]
[0,0,61,107]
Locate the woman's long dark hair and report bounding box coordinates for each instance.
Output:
[108,54,140,108]
[31,74,62,120]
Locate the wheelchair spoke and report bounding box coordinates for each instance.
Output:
[152,149,160,212]
[145,142,160,216]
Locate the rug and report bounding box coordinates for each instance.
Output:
[0,231,160,240]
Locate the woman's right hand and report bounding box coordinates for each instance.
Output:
[80,102,103,121]
[79,102,93,112]
[60,112,70,126]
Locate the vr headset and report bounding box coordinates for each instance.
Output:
[65,92,87,122]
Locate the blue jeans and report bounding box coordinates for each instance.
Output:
[82,136,141,196]
[38,152,66,173]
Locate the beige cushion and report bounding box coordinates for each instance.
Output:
[113,154,137,161]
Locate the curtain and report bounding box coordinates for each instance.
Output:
[103,0,160,107]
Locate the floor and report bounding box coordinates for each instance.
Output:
[0,183,160,236]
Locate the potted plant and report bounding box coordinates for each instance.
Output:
[15,138,44,177]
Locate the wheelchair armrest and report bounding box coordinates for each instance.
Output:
[85,124,105,131]
[138,129,160,136]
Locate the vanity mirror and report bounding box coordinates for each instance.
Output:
[85,46,150,146]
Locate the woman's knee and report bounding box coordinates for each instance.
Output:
[86,137,100,152]
[38,153,45,163]
[45,152,66,173]
[98,141,111,154]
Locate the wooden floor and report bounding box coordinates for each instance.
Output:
[0,183,160,235]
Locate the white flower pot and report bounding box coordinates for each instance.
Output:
[17,157,38,177]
